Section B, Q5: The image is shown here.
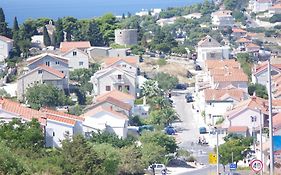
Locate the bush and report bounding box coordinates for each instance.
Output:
[157,58,167,66]
[269,14,281,23]
[186,156,196,162]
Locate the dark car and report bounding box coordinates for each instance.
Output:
[185,93,193,103]
[175,83,187,90]
[195,65,202,71]
[199,127,207,134]
[165,126,176,135]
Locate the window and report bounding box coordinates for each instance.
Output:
[61,71,64,73]
[106,86,111,91]
[38,70,42,74]
[53,132,55,136]
[118,85,122,91]
[79,61,84,66]
[125,85,130,91]
[45,61,50,66]
[73,51,77,56]
[251,116,257,122]
[55,61,60,65]
[118,74,122,79]
[208,38,211,42]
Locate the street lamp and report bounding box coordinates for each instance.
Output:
[255,107,263,175]
[214,127,219,175]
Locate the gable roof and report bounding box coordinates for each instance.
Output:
[96,90,135,102]
[245,43,260,49]
[60,41,91,52]
[18,65,65,80]
[0,98,46,125]
[104,57,138,67]
[212,10,233,17]
[228,126,248,133]
[46,114,76,126]
[237,38,251,43]
[41,108,84,121]
[226,96,268,119]
[254,62,281,76]
[209,67,244,76]
[81,106,128,120]
[87,97,132,111]
[204,88,245,102]
[198,35,221,47]
[62,48,89,58]
[273,113,281,130]
[0,35,13,43]
[27,53,68,65]
[205,60,240,70]
[232,28,246,33]
[270,3,281,9]
[94,66,136,80]
[212,73,248,82]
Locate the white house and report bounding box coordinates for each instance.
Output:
[0,35,13,62]
[223,96,269,136]
[62,48,89,70]
[81,106,129,138]
[269,4,281,15]
[103,57,138,75]
[95,89,135,107]
[251,0,272,12]
[203,88,247,125]
[91,66,137,97]
[211,10,235,28]
[252,62,281,87]
[197,35,230,66]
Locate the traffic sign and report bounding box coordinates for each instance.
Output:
[208,153,217,164]
[229,163,237,170]
[250,159,263,173]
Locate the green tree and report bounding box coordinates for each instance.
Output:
[148,107,178,126]
[0,142,26,175]
[43,26,51,46]
[155,72,179,91]
[62,17,78,41]
[87,21,104,46]
[141,142,166,167]
[141,80,160,98]
[25,84,70,109]
[236,53,252,79]
[13,16,19,32]
[140,131,178,153]
[0,88,11,98]
[0,7,8,36]
[54,18,64,47]
[269,14,281,23]
[61,135,106,175]
[90,131,134,148]
[248,83,268,99]
[148,96,170,110]
[118,145,144,174]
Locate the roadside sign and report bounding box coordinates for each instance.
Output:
[229,163,237,170]
[250,159,263,173]
[208,153,217,164]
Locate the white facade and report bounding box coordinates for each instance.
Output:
[115,29,138,46]
[83,111,128,138]
[62,48,89,70]
[252,0,272,12]
[197,46,230,65]
[91,67,136,97]
[211,11,235,28]
[0,36,13,62]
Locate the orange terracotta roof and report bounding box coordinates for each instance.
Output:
[273,99,281,107]
[270,4,281,9]
[246,43,260,48]
[228,126,248,133]
[254,62,281,75]
[237,38,251,43]
[273,113,281,130]
[226,96,268,119]
[205,60,240,70]
[38,65,65,78]
[0,35,13,42]
[60,41,91,52]
[81,106,128,120]
[204,88,245,101]
[246,32,257,37]
[46,114,76,126]
[41,108,84,121]
[209,67,244,76]
[232,28,246,33]
[96,90,135,102]
[27,53,68,65]
[104,57,138,67]
[213,73,248,82]
[94,97,132,111]
[0,98,46,125]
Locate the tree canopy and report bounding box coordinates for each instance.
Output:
[248,83,268,99]
[155,72,179,91]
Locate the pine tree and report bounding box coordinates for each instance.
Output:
[54,18,64,47]
[13,16,19,32]
[122,13,125,19]
[87,21,104,46]
[43,26,51,46]
[0,7,8,36]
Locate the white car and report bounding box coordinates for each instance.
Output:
[147,164,167,174]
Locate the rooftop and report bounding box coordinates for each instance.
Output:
[198,35,221,47]
[96,90,135,102]
[232,28,247,33]
[104,57,138,67]
[81,106,128,120]
[205,60,240,70]
[213,73,248,82]
[27,53,68,64]
[204,88,245,102]
[228,126,248,133]
[237,38,251,43]
[0,35,13,42]
[60,41,91,52]
[89,96,132,111]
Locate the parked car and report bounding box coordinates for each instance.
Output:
[147,164,167,174]
[139,125,154,133]
[175,83,187,90]
[165,126,176,135]
[199,127,207,134]
[185,93,193,103]
[195,64,202,71]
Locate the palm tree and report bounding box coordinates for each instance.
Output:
[141,80,160,98]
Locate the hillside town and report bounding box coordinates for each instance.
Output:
[1,0,281,174]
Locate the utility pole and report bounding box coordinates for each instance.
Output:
[259,109,263,175]
[216,128,219,175]
[268,59,274,175]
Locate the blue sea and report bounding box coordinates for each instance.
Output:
[0,0,203,25]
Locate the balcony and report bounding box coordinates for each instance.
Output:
[110,75,126,84]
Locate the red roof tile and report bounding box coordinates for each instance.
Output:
[205,60,240,70]
[60,41,91,52]
[237,38,251,43]
[228,126,248,132]
[273,113,281,130]
[91,96,132,111]
[104,57,138,67]
[204,89,245,101]
[232,28,246,33]
[41,108,84,121]
[38,65,65,78]
[81,106,128,120]
[96,90,135,102]
[213,73,248,82]
[46,114,76,126]
[27,53,68,64]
